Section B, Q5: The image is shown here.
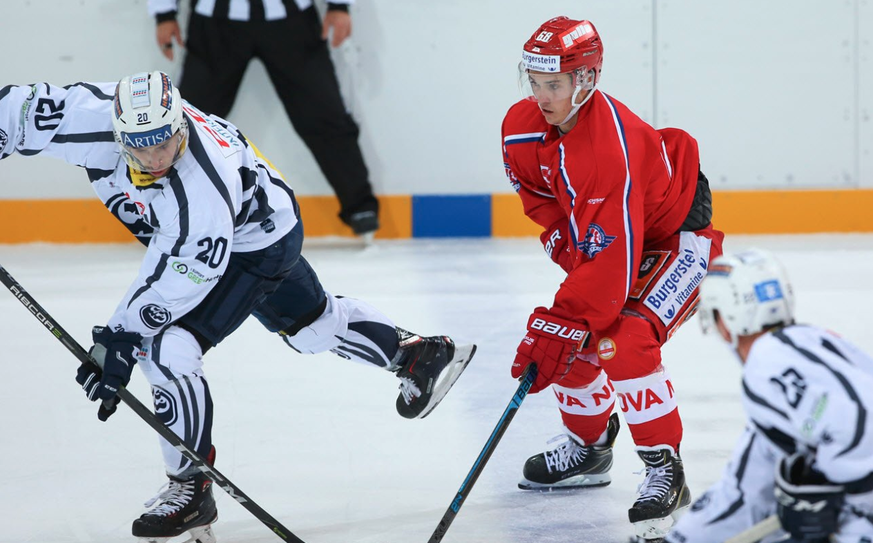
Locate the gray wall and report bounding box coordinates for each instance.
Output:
[2,0,871,199]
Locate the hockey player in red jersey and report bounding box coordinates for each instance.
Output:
[503,17,725,539]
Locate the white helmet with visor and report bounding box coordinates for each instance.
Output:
[112,71,188,182]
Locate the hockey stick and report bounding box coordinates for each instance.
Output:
[724,514,780,543]
[427,364,538,543]
[0,264,305,543]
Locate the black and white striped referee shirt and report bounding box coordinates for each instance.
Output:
[148,0,353,22]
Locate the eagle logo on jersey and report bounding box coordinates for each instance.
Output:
[578,223,616,258]
[140,304,171,329]
[0,128,8,154]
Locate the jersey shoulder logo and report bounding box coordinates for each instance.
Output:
[578,223,616,258]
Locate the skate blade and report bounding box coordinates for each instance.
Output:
[631,502,690,540]
[415,344,476,419]
[138,523,216,543]
[518,472,611,490]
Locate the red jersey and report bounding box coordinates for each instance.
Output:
[502,90,701,331]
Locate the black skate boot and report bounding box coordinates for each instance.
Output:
[132,471,218,543]
[519,412,620,490]
[391,327,476,419]
[629,446,692,540]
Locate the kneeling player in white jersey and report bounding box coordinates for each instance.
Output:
[0,73,476,543]
[663,249,873,543]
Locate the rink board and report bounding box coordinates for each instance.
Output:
[1,189,873,243]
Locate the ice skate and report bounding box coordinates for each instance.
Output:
[519,412,620,490]
[391,327,476,419]
[629,446,692,540]
[132,471,218,543]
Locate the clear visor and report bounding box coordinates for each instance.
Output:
[518,64,593,104]
[119,121,188,176]
[698,304,715,335]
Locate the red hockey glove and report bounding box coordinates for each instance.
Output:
[540,219,573,273]
[512,307,588,393]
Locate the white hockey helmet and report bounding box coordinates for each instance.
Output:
[112,71,188,180]
[698,248,795,345]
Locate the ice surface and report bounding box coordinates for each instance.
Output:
[2,235,872,543]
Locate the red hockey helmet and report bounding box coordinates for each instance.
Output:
[521,17,603,80]
[519,17,604,110]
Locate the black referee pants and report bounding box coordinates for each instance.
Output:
[178,7,378,224]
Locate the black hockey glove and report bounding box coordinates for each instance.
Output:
[75,361,119,421]
[75,326,142,420]
[774,453,845,541]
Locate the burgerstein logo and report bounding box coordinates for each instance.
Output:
[522,51,561,73]
[140,304,171,329]
[644,248,707,325]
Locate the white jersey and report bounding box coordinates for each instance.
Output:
[0,82,299,337]
[667,324,873,543]
[743,325,873,486]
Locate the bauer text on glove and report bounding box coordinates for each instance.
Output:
[511,308,588,393]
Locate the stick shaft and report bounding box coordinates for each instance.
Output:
[724,515,781,543]
[0,264,304,543]
[427,365,538,543]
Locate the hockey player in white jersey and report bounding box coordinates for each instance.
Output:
[0,73,476,542]
[663,249,873,543]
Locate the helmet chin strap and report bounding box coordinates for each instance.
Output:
[557,81,596,127]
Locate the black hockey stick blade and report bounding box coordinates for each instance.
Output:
[427,364,538,543]
[0,264,305,543]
